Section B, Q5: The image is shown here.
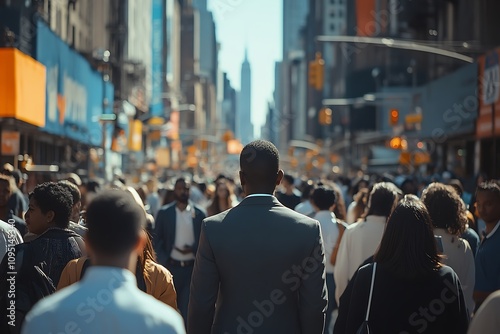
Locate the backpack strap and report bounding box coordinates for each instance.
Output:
[80,258,92,280]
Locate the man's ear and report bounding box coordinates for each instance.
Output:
[133,230,147,255]
[46,210,55,224]
[239,171,246,187]
[276,169,284,186]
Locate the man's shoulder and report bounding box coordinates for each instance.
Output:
[27,283,80,316]
[158,202,176,213]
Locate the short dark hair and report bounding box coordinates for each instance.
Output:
[311,186,336,211]
[58,180,81,205]
[375,195,441,279]
[240,140,280,187]
[175,177,190,187]
[365,182,399,218]
[282,174,294,186]
[476,180,500,199]
[421,182,467,235]
[86,189,146,256]
[29,182,73,228]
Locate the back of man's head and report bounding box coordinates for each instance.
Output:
[240,140,280,189]
[85,189,145,257]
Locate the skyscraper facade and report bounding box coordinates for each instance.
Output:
[237,49,253,145]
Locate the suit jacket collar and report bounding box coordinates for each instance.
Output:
[238,195,282,207]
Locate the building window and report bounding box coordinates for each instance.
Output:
[330,24,335,31]
[330,11,335,18]
[331,0,335,4]
[56,8,62,35]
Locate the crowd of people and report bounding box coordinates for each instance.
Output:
[0,140,499,333]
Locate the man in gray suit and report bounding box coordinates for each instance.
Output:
[188,140,327,334]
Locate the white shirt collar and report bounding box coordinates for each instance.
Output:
[314,210,336,220]
[486,220,500,239]
[245,193,275,199]
[175,203,192,213]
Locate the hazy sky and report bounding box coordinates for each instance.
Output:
[208,0,283,138]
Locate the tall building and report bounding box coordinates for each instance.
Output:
[277,0,309,151]
[192,0,218,137]
[283,0,309,59]
[222,72,237,135]
[237,49,253,145]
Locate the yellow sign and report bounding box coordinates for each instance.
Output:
[0,48,46,127]
[413,152,431,165]
[405,113,423,124]
[399,152,411,165]
[155,147,170,167]
[128,120,143,151]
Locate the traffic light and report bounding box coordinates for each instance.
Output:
[308,52,324,91]
[389,109,399,126]
[389,136,402,149]
[389,136,408,150]
[318,107,332,125]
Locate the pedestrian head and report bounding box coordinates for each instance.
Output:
[26,182,73,234]
[58,180,82,223]
[0,174,13,208]
[174,177,190,204]
[475,181,500,225]
[421,182,467,235]
[85,189,146,258]
[310,185,336,211]
[375,195,441,279]
[365,182,399,218]
[239,140,283,194]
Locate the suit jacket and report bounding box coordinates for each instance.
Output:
[153,201,205,266]
[188,195,327,334]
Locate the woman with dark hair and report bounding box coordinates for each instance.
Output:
[422,182,475,315]
[334,182,399,304]
[206,179,235,217]
[338,196,469,334]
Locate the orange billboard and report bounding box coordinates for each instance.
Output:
[0,48,46,127]
[477,48,500,138]
[356,0,377,36]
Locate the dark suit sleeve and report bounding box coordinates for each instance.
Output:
[191,208,206,255]
[153,209,169,266]
[188,221,219,334]
[299,222,328,334]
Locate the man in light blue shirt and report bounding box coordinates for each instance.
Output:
[23,190,185,334]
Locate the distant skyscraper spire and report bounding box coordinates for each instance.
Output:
[237,47,253,144]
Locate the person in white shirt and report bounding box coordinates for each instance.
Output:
[0,219,22,260]
[154,178,206,321]
[334,182,399,304]
[23,189,185,334]
[311,185,341,334]
[421,182,475,315]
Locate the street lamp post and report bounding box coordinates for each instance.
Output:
[99,113,117,182]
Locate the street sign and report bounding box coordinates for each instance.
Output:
[405,113,423,124]
[1,131,20,155]
[483,51,499,105]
